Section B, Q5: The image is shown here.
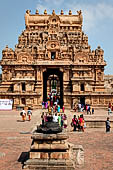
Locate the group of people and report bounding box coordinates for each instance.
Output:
[42,93,60,109]
[42,101,64,113]
[19,102,111,133]
[41,112,67,129]
[108,102,113,115]
[74,103,94,115]
[20,107,32,121]
[71,114,86,132]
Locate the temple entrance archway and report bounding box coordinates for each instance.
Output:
[80,96,85,106]
[43,68,63,108]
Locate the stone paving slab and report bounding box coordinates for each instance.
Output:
[0,109,113,170]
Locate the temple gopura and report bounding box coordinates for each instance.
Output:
[0,9,112,109]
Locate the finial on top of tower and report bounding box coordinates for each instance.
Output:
[77,10,82,16]
[36,10,39,14]
[26,10,31,15]
[69,10,72,15]
[77,10,83,22]
[44,9,47,15]
[60,9,64,15]
[52,10,55,15]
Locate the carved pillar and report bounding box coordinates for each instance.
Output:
[34,66,44,107]
[63,67,71,109]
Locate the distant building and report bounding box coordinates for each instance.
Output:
[0,9,112,109]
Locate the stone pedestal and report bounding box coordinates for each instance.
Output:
[24,132,74,170]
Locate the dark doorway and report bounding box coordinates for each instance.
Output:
[80,96,85,106]
[43,68,63,108]
[22,82,26,91]
[21,98,26,105]
[81,83,84,91]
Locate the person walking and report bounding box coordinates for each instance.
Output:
[27,107,32,121]
[72,115,78,131]
[92,108,94,114]
[106,117,111,132]
[63,114,67,128]
[42,101,45,109]
[79,114,84,132]
[20,108,26,122]
[57,105,60,113]
[58,114,61,126]
[53,113,58,123]
[63,105,65,113]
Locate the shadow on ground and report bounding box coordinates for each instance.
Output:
[18,152,29,168]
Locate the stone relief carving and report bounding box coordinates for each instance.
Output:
[75,52,88,62]
[17,52,33,63]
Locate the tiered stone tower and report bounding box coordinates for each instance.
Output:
[0,9,112,109]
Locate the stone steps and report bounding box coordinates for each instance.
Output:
[24,159,74,170]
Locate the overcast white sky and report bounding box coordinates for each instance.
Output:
[0,0,113,74]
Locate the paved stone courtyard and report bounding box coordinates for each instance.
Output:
[0,109,113,170]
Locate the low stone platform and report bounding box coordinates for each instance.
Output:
[23,120,84,170]
[24,132,75,170]
[85,119,113,128]
[24,159,74,170]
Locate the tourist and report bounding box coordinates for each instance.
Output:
[42,101,45,109]
[44,113,48,122]
[56,98,59,105]
[47,113,53,122]
[108,107,112,115]
[53,113,58,123]
[86,104,88,114]
[47,98,50,106]
[51,100,53,107]
[45,101,48,109]
[74,104,77,112]
[106,117,111,132]
[72,115,78,131]
[82,118,85,132]
[108,102,111,108]
[58,114,61,126]
[51,107,53,114]
[27,107,32,121]
[63,114,67,128]
[92,108,94,114]
[20,108,26,122]
[79,114,84,132]
[57,105,60,113]
[77,116,80,131]
[48,105,51,113]
[54,104,57,112]
[88,106,91,114]
[78,103,81,112]
[63,105,65,113]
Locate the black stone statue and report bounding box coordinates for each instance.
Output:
[37,114,62,134]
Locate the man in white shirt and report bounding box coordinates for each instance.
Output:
[53,113,58,122]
